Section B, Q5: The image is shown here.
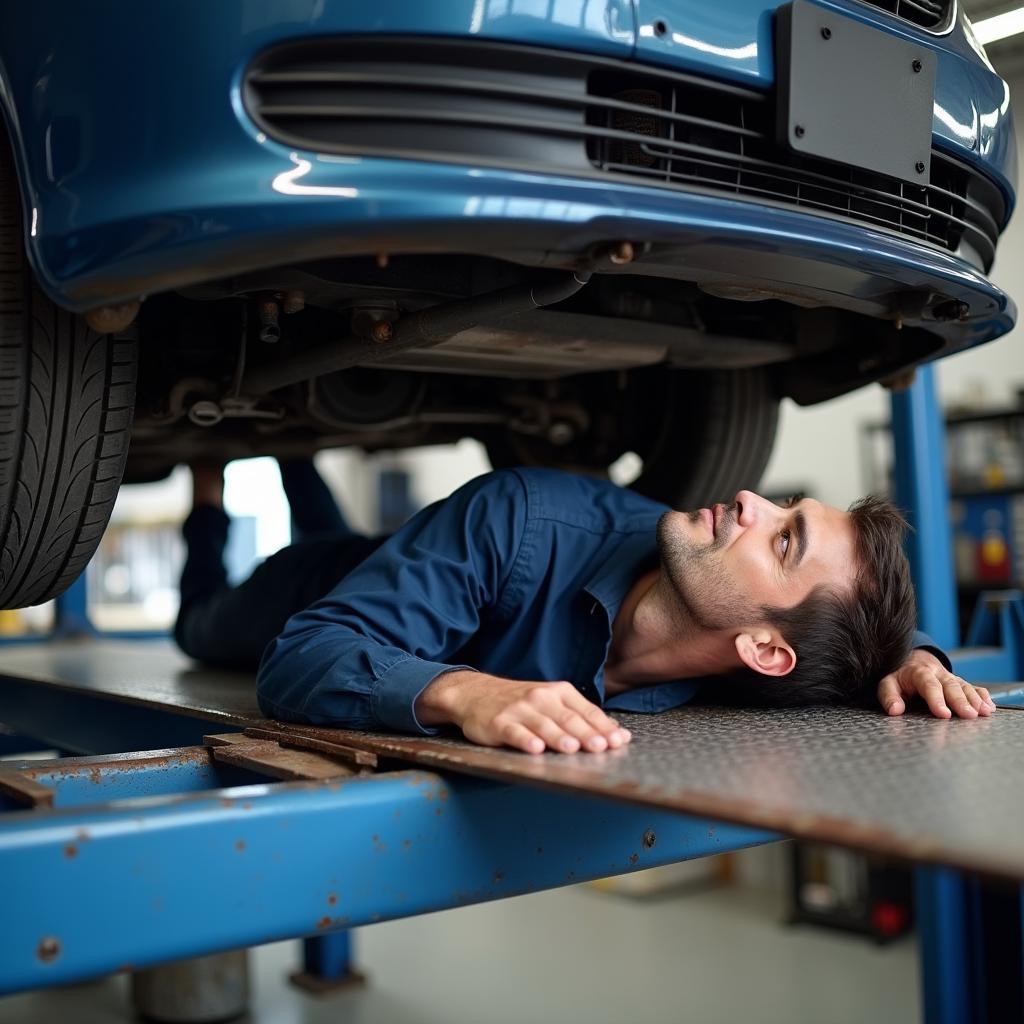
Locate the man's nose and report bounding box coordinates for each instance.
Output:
[734,490,777,529]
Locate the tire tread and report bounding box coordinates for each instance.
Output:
[0,134,137,608]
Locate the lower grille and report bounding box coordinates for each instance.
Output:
[244,38,1004,272]
[855,0,952,32]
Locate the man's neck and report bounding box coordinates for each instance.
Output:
[604,569,738,694]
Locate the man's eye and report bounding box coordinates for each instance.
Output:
[779,529,791,559]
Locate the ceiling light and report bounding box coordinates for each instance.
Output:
[972,7,1024,45]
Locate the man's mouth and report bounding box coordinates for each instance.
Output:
[701,507,714,536]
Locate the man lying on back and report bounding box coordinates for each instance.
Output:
[178,465,995,755]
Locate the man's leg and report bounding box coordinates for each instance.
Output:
[175,462,383,671]
[175,462,315,670]
[278,458,351,541]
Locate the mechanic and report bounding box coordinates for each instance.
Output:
[176,460,996,755]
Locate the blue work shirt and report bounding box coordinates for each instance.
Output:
[257,468,938,734]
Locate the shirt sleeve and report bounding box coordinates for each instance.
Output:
[912,629,951,671]
[256,469,529,734]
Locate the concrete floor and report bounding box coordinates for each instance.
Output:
[0,880,918,1024]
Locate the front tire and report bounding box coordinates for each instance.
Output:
[0,137,137,608]
[486,367,779,509]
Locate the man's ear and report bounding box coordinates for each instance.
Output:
[734,629,796,678]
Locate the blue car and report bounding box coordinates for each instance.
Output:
[0,0,1016,608]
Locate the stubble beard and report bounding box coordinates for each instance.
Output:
[656,507,758,632]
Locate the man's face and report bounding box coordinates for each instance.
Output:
[656,490,858,631]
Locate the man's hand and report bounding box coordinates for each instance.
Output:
[877,648,996,719]
[417,670,631,755]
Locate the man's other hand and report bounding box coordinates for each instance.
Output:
[417,671,631,754]
[877,648,996,719]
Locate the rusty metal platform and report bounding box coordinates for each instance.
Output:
[2,640,1024,879]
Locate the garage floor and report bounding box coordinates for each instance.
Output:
[0,876,918,1024]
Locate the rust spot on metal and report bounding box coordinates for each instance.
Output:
[402,839,412,849]
[88,767,102,785]
[37,937,60,963]
[242,802,253,811]
[316,916,332,930]
[220,798,235,808]
[64,844,77,859]
[493,871,505,883]
[235,840,246,853]
[642,830,657,849]
[566,871,576,882]
[629,853,639,865]
[372,836,387,854]
[328,893,338,906]
[434,807,442,816]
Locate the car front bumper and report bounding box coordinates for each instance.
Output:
[0,0,1015,361]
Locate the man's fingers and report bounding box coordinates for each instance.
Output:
[519,709,583,753]
[564,689,622,736]
[961,682,991,716]
[545,708,608,751]
[942,679,978,719]
[977,686,996,710]
[877,675,905,715]
[497,720,546,754]
[920,679,953,719]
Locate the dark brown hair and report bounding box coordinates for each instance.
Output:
[723,496,917,707]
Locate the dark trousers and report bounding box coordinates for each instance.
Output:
[175,460,384,670]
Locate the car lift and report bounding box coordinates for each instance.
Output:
[1,363,1023,1024]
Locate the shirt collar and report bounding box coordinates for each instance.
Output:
[583,530,660,624]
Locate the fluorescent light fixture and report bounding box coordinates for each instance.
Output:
[973,6,1024,45]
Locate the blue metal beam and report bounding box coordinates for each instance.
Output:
[890,364,959,649]
[0,674,224,754]
[1,768,777,994]
[0,746,259,809]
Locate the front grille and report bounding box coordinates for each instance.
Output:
[245,38,1004,272]
[855,0,952,31]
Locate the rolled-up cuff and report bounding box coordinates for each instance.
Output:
[370,658,474,735]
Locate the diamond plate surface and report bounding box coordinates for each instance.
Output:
[2,641,1024,877]
[316,706,1024,879]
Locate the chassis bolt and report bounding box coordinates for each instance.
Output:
[84,301,140,335]
[376,252,390,269]
[257,298,281,343]
[546,421,575,445]
[821,26,831,39]
[37,937,61,963]
[188,400,224,427]
[794,125,805,138]
[609,241,635,265]
[282,289,305,315]
[371,321,394,344]
[915,160,926,174]
[912,58,922,72]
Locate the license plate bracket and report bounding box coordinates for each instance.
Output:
[776,0,935,183]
